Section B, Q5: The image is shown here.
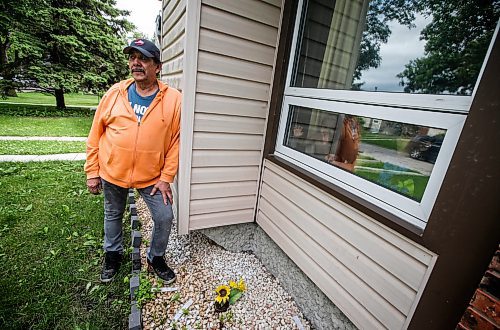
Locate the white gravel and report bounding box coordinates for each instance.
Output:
[136,196,312,330]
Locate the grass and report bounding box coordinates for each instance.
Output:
[362,136,410,151]
[0,103,96,117]
[0,115,92,137]
[0,140,86,155]
[0,92,99,107]
[0,161,130,329]
[354,168,429,202]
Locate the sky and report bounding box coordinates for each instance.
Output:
[357,14,431,92]
[115,0,162,40]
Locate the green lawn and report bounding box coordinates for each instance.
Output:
[0,161,130,329]
[0,115,92,136]
[0,140,86,155]
[0,103,96,117]
[361,137,410,151]
[354,168,429,202]
[0,92,99,107]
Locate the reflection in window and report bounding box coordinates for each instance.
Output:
[292,0,498,95]
[284,105,446,202]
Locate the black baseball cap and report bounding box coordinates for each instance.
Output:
[123,39,160,62]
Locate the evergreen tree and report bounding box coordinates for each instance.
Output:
[0,0,134,108]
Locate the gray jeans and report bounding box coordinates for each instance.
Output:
[102,179,173,261]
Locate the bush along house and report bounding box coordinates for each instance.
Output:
[159,0,500,328]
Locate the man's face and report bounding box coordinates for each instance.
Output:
[128,50,160,84]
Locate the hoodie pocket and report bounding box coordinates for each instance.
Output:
[105,144,134,182]
[134,149,162,183]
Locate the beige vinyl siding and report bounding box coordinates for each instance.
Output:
[257,160,437,329]
[161,0,186,89]
[186,0,282,230]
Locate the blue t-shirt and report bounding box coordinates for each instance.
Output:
[128,83,159,123]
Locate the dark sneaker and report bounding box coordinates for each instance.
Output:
[147,256,176,284]
[100,251,123,283]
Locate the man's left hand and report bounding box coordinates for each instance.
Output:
[150,180,172,205]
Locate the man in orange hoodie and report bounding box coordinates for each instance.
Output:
[84,39,181,284]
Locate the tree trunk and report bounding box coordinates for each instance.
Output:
[5,88,17,97]
[55,88,66,109]
[0,33,17,97]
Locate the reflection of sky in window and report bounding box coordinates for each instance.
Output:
[356,14,432,92]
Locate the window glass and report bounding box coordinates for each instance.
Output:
[284,105,446,202]
[291,0,498,95]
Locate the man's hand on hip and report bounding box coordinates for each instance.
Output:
[151,180,172,205]
[87,177,102,195]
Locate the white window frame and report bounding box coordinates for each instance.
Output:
[276,97,465,229]
[273,0,493,230]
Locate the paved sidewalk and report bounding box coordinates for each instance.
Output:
[0,136,86,162]
[0,153,86,162]
[0,136,86,141]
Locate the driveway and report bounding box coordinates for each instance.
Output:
[359,142,434,176]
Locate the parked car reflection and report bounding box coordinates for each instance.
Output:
[407,135,444,164]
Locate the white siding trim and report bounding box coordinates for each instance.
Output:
[178,0,201,235]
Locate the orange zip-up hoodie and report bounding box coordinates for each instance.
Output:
[84,78,181,188]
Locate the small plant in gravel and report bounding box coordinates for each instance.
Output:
[218,310,235,329]
[136,272,155,307]
[170,291,181,303]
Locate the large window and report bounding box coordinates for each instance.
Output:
[275,0,498,229]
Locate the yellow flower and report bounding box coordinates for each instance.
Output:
[237,278,246,292]
[215,285,231,304]
[229,280,237,289]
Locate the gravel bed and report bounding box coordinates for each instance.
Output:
[136,196,312,329]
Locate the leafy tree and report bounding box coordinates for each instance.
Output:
[1,0,134,108]
[353,0,422,89]
[397,0,500,94]
[0,0,46,97]
[354,0,499,94]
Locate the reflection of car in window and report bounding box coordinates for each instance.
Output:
[407,135,444,164]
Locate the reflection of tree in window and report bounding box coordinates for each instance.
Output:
[293,0,499,95]
[355,0,499,95]
[396,1,499,94]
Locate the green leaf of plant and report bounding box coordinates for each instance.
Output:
[62,205,70,213]
[89,285,100,295]
[25,204,33,211]
[229,291,242,305]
